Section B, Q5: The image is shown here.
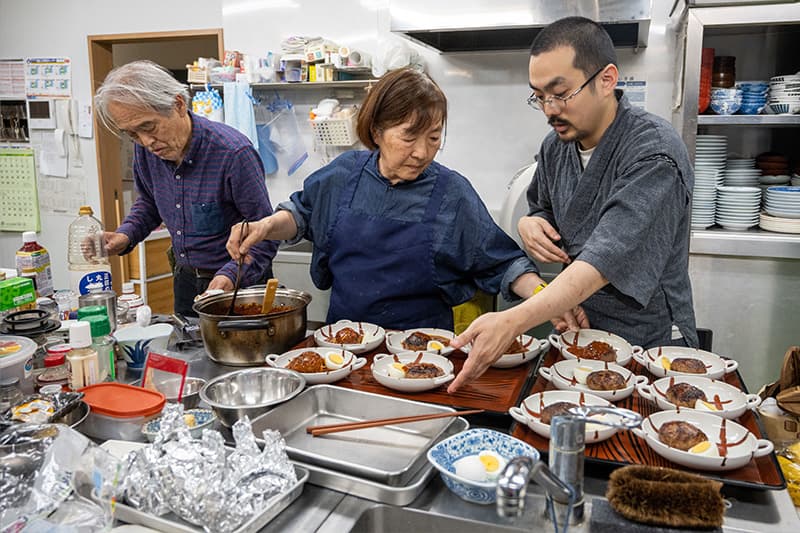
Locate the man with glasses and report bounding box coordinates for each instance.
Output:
[95,60,277,316]
[449,17,697,392]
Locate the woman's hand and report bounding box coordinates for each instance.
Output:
[227,219,269,262]
[518,216,570,264]
[551,305,590,332]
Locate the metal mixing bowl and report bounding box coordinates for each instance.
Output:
[53,401,90,428]
[160,377,206,409]
[199,368,305,427]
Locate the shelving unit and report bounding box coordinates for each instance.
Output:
[189,79,379,91]
[696,114,800,126]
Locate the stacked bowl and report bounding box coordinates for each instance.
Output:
[763,186,800,219]
[692,135,728,229]
[766,74,800,114]
[715,185,762,230]
[710,87,742,115]
[723,158,760,187]
[736,81,768,115]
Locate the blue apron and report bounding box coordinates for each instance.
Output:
[325,152,453,330]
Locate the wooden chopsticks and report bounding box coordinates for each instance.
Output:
[306,409,484,437]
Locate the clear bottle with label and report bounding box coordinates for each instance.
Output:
[16,231,54,297]
[68,206,113,296]
[67,321,99,390]
[84,314,114,381]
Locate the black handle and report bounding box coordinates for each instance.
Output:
[217,318,273,331]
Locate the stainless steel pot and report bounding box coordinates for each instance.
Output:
[192,288,312,366]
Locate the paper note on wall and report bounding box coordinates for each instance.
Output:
[617,76,647,109]
[0,147,41,231]
[25,57,71,99]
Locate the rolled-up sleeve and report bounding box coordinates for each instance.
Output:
[578,155,690,308]
[526,151,557,227]
[216,146,278,286]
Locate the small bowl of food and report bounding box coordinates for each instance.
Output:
[548,329,641,367]
[633,346,738,380]
[509,390,618,443]
[539,359,648,402]
[490,335,549,369]
[199,368,305,427]
[265,348,366,385]
[637,375,761,420]
[426,428,539,504]
[385,328,456,356]
[313,320,385,354]
[371,351,454,392]
[632,410,773,471]
[141,408,216,441]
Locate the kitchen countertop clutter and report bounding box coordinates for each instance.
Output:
[2,305,799,532]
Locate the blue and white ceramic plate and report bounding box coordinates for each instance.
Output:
[141,408,216,441]
[426,428,539,504]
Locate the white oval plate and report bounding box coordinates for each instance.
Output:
[633,346,738,380]
[371,351,454,392]
[266,348,365,384]
[491,335,549,369]
[548,329,641,367]
[637,375,761,419]
[385,328,456,356]
[313,320,385,354]
[632,410,772,471]
[539,359,648,402]
[508,390,618,443]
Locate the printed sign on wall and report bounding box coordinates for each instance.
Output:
[25,57,71,99]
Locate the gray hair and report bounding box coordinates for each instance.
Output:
[95,60,190,135]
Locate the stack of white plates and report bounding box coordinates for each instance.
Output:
[695,135,727,174]
[760,212,800,234]
[691,169,723,229]
[723,158,761,187]
[715,186,761,230]
[763,186,800,219]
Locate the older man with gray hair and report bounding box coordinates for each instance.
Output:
[95,60,277,316]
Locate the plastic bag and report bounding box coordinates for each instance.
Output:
[372,38,425,78]
[256,96,307,176]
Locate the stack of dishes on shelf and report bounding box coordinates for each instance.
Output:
[692,135,727,229]
[723,158,760,187]
[709,87,742,115]
[715,185,761,230]
[766,73,800,114]
[760,186,800,233]
[736,81,768,115]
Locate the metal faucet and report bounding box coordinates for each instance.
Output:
[497,406,642,533]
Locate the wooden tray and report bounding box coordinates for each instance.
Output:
[511,347,786,491]
[291,336,538,416]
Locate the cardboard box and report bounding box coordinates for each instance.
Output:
[0,277,36,312]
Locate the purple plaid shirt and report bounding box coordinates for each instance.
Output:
[117,112,277,287]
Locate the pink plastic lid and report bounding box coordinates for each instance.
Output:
[80,382,165,418]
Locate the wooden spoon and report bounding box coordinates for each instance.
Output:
[261,278,279,314]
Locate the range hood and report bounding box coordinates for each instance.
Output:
[390,0,652,53]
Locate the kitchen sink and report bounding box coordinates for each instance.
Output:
[348,505,527,533]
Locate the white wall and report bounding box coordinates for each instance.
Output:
[0,0,681,288]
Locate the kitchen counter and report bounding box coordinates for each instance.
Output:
[137,336,799,533]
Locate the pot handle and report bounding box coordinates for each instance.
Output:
[373,353,390,362]
[548,333,562,350]
[745,393,762,410]
[265,354,280,367]
[753,439,774,458]
[636,383,655,402]
[539,366,553,382]
[351,357,368,371]
[217,318,273,331]
[724,359,739,373]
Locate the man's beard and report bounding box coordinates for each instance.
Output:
[549,117,588,143]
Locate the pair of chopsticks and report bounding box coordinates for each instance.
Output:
[306,409,484,437]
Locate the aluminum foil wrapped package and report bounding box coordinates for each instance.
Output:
[0,424,115,531]
[122,411,297,533]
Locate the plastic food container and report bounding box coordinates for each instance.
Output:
[79,383,165,441]
[0,335,38,393]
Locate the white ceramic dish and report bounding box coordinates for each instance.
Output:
[538,359,648,402]
[385,328,456,356]
[490,335,549,369]
[508,390,618,444]
[636,375,761,420]
[633,346,738,380]
[266,348,366,385]
[371,351,454,392]
[632,410,773,471]
[313,320,385,354]
[548,329,640,367]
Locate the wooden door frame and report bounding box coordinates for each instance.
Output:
[87,28,223,293]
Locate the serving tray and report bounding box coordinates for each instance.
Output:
[511,347,786,491]
[291,335,539,416]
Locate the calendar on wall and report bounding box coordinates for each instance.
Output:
[0,147,41,231]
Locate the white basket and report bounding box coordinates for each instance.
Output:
[309,113,358,146]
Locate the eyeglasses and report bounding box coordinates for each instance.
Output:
[526,67,605,112]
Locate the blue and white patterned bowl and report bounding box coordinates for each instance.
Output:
[141,408,216,441]
[426,428,539,504]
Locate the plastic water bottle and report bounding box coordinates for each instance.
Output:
[68,206,112,295]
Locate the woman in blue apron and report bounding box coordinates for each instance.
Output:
[227,68,542,330]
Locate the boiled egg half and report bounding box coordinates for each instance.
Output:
[660,357,672,371]
[324,351,347,370]
[388,362,406,379]
[689,440,718,457]
[694,399,720,412]
[427,340,446,352]
[453,450,508,482]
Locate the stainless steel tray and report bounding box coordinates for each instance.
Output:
[251,385,464,486]
[110,465,309,533]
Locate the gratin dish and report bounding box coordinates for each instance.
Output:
[313,320,385,354]
[637,375,761,419]
[539,358,648,402]
[549,329,641,367]
[372,352,454,392]
[490,336,549,369]
[266,347,366,384]
[634,346,739,380]
[385,328,456,356]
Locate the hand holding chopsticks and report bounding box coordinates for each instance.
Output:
[306,409,483,437]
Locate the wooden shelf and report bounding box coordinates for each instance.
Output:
[190,80,378,91]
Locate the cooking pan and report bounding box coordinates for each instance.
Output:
[193,288,312,366]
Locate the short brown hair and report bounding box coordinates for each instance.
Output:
[357,68,447,150]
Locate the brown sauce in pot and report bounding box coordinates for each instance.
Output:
[233,302,294,316]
